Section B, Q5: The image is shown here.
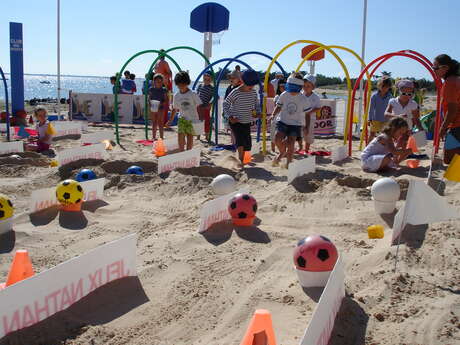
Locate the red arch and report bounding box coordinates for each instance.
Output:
[348,51,442,156]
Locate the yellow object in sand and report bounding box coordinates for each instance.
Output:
[444,154,460,182]
[102,139,113,150]
[367,224,384,239]
[46,122,57,135]
[50,159,58,167]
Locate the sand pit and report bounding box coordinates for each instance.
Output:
[0,125,459,345]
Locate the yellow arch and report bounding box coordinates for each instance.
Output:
[295,45,373,147]
[262,40,352,154]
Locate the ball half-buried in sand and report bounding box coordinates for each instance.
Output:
[210,174,236,195]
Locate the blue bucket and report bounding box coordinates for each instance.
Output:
[170,112,178,126]
[48,115,65,121]
[426,131,434,140]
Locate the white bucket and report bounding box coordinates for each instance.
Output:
[373,199,396,214]
[192,121,205,135]
[295,267,331,288]
[150,100,160,112]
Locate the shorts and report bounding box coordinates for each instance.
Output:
[178,117,195,135]
[37,141,50,153]
[370,120,385,133]
[198,105,211,133]
[276,121,301,138]
[445,127,460,150]
[230,122,252,151]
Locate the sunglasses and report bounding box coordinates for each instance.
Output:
[401,92,413,96]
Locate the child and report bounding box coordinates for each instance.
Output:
[271,73,310,167]
[361,117,412,172]
[27,107,56,153]
[148,73,168,140]
[270,79,286,152]
[223,70,242,146]
[301,75,321,153]
[223,70,261,168]
[196,72,214,139]
[110,76,117,94]
[165,71,202,151]
[368,77,392,141]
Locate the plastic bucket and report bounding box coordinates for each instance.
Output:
[373,199,396,214]
[150,100,160,112]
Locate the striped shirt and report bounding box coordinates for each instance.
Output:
[197,84,214,106]
[223,86,260,124]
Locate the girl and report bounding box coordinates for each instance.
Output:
[223,70,261,168]
[301,75,321,153]
[27,107,56,153]
[361,117,412,172]
[270,79,286,152]
[368,77,392,141]
[433,54,460,164]
[196,72,214,140]
[148,73,168,140]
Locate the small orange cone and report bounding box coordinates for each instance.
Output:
[153,139,166,157]
[61,200,83,212]
[406,136,418,153]
[406,159,420,168]
[240,309,277,345]
[4,250,35,287]
[243,151,252,164]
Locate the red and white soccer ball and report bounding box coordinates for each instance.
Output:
[228,193,257,226]
[293,235,338,272]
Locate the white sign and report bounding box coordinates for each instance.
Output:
[251,141,261,155]
[158,149,200,174]
[300,255,345,345]
[331,146,347,163]
[0,234,137,339]
[81,131,114,144]
[287,156,316,184]
[52,121,82,138]
[56,143,105,166]
[199,189,249,233]
[314,99,337,137]
[0,141,24,155]
[30,178,105,213]
[0,124,15,138]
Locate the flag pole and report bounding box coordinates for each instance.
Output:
[57,0,61,117]
[356,0,367,135]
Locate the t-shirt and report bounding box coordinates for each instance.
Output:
[148,87,167,109]
[303,92,321,126]
[36,121,54,144]
[223,86,261,124]
[225,84,239,99]
[197,84,214,106]
[388,97,418,129]
[442,76,460,129]
[173,89,202,122]
[369,91,392,122]
[121,79,136,94]
[275,92,310,126]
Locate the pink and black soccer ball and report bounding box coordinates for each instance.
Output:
[293,235,338,272]
[228,193,257,226]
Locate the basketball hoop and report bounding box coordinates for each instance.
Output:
[212,30,226,46]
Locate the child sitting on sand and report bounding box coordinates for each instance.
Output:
[26,106,56,153]
[361,117,412,172]
[368,77,392,141]
[300,75,321,153]
[223,70,261,168]
[148,73,168,140]
[166,71,202,151]
[272,73,311,167]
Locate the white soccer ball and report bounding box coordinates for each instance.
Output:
[371,178,400,202]
[210,174,236,195]
[9,155,21,159]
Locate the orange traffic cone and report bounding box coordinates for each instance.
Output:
[406,159,420,169]
[240,309,277,345]
[153,139,166,157]
[243,151,252,164]
[3,250,35,288]
[406,136,418,153]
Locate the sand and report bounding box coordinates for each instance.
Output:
[0,121,459,345]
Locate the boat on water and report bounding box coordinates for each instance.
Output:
[40,80,51,84]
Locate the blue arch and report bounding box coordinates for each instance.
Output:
[0,66,11,141]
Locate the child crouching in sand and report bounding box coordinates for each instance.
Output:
[26,107,56,153]
[361,117,412,172]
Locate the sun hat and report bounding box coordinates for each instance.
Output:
[285,77,304,92]
[303,75,316,86]
[396,79,414,89]
[241,70,260,86]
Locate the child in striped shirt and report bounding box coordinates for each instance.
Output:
[223,70,261,168]
[197,72,214,139]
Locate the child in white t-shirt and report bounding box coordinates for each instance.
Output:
[271,73,310,167]
[301,75,321,153]
[166,71,202,151]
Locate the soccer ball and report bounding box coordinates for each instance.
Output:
[228,193,257,226]
[0,194,14,220]
[210,174,236,195]
[76,168,97,182]
[56,179,84,205]
[293,235,338,272]
[126,165,144,175]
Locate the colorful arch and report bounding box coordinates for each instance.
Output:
[0,66,10,141]
[347,50,442,155]
[262,40,354,154]
[113,50,181,144]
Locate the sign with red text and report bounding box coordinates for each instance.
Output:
[314,99,337,137]
[52,121,82,138]
[29,178,105,213]
[199,189,248,233]
[56,143,105,166]
[300,255,345,345]
[158,149,200,174]
[81,131,114,145]
[0,141,23,155]
[0,234,137,339]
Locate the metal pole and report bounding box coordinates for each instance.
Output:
[57,0,61,117]
[355,0,367,135]
[203,32,212,68]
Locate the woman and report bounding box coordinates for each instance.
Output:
[433,54,460,164]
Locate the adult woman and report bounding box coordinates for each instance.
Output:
[433,54,460,164]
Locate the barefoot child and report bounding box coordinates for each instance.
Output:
[196,72,214,140]
[224,70,243,146]
[27,107,56,153]
[272,73,311,167]
[301,75,321,153]
[368,77,392,141]
[270,79,285,152]
[361,117,412,172]
[223,70,261,168]
[148,73,168,140]
[166,71,202,151]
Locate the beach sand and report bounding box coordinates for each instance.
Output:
[0,118,459,345]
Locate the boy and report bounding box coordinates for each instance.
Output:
[166,71,202,151]
[301,75,321,153]
[223,70,261,168]
[197,72,214,139]
[368,77,392,141]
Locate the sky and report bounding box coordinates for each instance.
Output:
[1,0,459,81]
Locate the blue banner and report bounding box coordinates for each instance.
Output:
[9,22,25,116]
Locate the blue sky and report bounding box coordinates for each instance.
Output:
[1,0,459,80]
